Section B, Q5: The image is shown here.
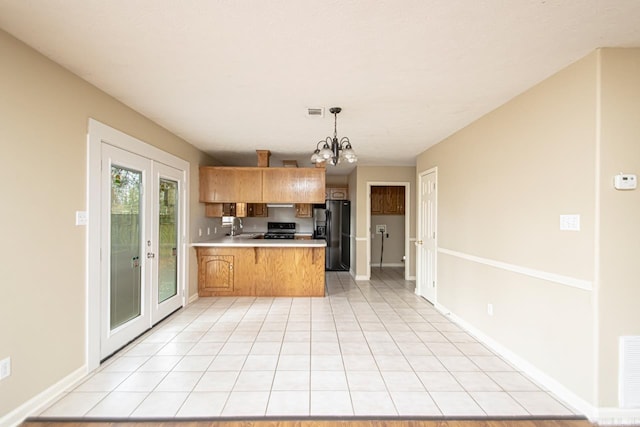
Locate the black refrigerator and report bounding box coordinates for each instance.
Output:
[324,200,350,271]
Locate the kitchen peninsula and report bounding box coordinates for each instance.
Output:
[193,236,326,297]
[196,154,327,297]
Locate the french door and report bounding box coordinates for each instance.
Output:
[100,144,183,359]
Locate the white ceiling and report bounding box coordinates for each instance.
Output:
[2,1,640,174]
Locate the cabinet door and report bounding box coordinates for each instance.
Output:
[251,203,268,217]
[371,186,384,215]
[295,203,312,218]
[262,168,325,203]
[397,186,405,215]
[383,187,400,214]
[329,187,348,200]
[199,167,263,202]
[205,203,224,217]
[200,255,234,292]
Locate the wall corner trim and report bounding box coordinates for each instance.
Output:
[0,365,87,427]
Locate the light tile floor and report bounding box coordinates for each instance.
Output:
[38,268,578,419]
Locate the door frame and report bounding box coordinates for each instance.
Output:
[87,119,190,371]
[416,167,438,302]
[366,181,411,280]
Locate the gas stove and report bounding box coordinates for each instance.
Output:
[264,222,296,239]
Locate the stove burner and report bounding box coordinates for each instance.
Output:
[264,233,295,240]
[264,222,297,240]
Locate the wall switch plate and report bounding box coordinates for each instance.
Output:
[198,228,202,237]
[75,211,88,226]
[207,227,211,235]
[487,304,494,316]
[0,357,10,380]
[560,214,580,231]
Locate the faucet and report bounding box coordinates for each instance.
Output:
[230,217,243,236]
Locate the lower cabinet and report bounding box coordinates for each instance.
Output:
[199,254,234,292]
[196,246,325,297]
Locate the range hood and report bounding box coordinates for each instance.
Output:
[266,203,294,208]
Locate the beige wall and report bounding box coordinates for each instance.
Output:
[415,48,640,411]
[597,48,640,407]
[0,30,217,417]
[350,166,416,279]
[416,52,598,404]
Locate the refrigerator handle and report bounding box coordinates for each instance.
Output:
[325,209,331,241]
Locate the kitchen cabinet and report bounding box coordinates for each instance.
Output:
[371,186,405,215]
[199,167,263,203]
[200,166,325,204]
[295,203,312,218]
[198,254,234,293]
[327,186,348,200]
[196,246,325,297]
[204,203,247,217]
[262,168,325,203]
[247,203,268,217]
[206,203,267,218]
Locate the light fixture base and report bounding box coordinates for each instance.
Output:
[329,107,342,114]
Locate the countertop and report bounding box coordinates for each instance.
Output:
[192,234,326,248]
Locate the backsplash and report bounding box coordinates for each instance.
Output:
[241,207,313,233]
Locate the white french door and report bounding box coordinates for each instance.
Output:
[416,169,437,303]
[152,163,184,321]
[100,144,184,360]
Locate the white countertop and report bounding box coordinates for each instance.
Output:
[192,234,326,248]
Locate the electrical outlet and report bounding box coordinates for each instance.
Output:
[487,304,494,316]
[376,224,387,234]
[0,357,11,380]
[75,211,88,226]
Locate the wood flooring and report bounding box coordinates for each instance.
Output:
[21,418,594,427]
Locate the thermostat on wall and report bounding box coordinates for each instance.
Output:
[614,173,637,190]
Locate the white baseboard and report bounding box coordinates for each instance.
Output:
[596,407,640,425]
[0,365,87,427]
[407,275,416,280]
[354,275,369,281]
[434,302,596,421]
[187,292,199,304]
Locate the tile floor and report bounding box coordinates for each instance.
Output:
[38,268,578,419]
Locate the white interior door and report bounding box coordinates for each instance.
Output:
[152,163,185,321]
[417,169,437,303]
[101,144,152,359]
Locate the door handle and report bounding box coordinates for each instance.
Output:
[415,240,423,246]
[147,252,155,259]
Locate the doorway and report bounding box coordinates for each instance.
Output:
[416,168,437,303]
[366,182,411,280]
[88,120,189,370]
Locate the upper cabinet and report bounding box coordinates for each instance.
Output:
[200,167,325,204]
[371,186,405,215]
[326,186,349,200]
[261,168,325,203]
[200,167,263,203]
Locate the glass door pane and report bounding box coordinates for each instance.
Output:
[110,166,142,329]
[158,178,178,303]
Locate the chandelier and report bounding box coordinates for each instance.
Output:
[311,107,357,166]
